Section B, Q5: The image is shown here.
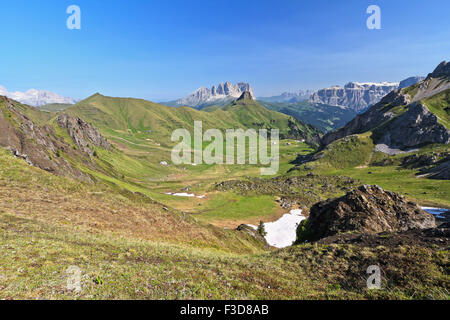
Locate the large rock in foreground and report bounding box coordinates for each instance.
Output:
[297,185,436,242]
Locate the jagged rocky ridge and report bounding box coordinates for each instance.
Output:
[399,76,425,89]
[174,82,255,109]
[309,82,399,113]
[322,61,450,149]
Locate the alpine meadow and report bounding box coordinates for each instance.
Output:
[0,0,449,308]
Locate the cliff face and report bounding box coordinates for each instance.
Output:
[321,61,450,150]
[309,82,399,113]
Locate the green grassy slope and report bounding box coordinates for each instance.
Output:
[66,94,320,145]
[290,133,450,207]
[37,103,74,112]
[422,88,450,128]
[0,148,447,300]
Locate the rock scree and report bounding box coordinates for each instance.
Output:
[297,185,436,242]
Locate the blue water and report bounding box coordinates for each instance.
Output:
[422,207,449,217]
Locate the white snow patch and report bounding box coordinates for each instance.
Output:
[251,209,306,249]
[165,192,195,197]
[165,192,206,199]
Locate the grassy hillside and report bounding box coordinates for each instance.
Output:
[0,94,448,300]
[0,147,265,253]
[422,88,450,128]
[67,94,320,146]
[37,103,74,112]
[290,133,450,207]
[0,148,447,300]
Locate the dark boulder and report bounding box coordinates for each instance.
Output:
[296,185,436,242]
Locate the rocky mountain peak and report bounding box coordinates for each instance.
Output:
[399,76,425,89]
[0,85,77,107]
[429,61,450,79]
[175,82,255,108]
[236,91,254,101]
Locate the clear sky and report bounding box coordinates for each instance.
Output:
[1,0,449,101]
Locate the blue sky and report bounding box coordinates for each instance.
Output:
[0,0,449,101]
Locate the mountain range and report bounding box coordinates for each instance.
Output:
[0,85,78,107]
[0,60,449,300]
[166,77,425,133]
[167,82,255,109]
[293,61,450,181]
[308,82,400,113]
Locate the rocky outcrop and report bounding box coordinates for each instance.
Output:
[428,61,450,79]
[309,82,399,113]
[402,152,450,180]
[175,82,256,108]
[236,91,254,101]
[376,102,449,149]
[57,114,111,156]
[410,63,450,102]
[296,185,436,242]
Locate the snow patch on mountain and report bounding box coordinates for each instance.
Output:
[0,85,78,107]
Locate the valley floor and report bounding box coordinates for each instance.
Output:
[0,145,448,300]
